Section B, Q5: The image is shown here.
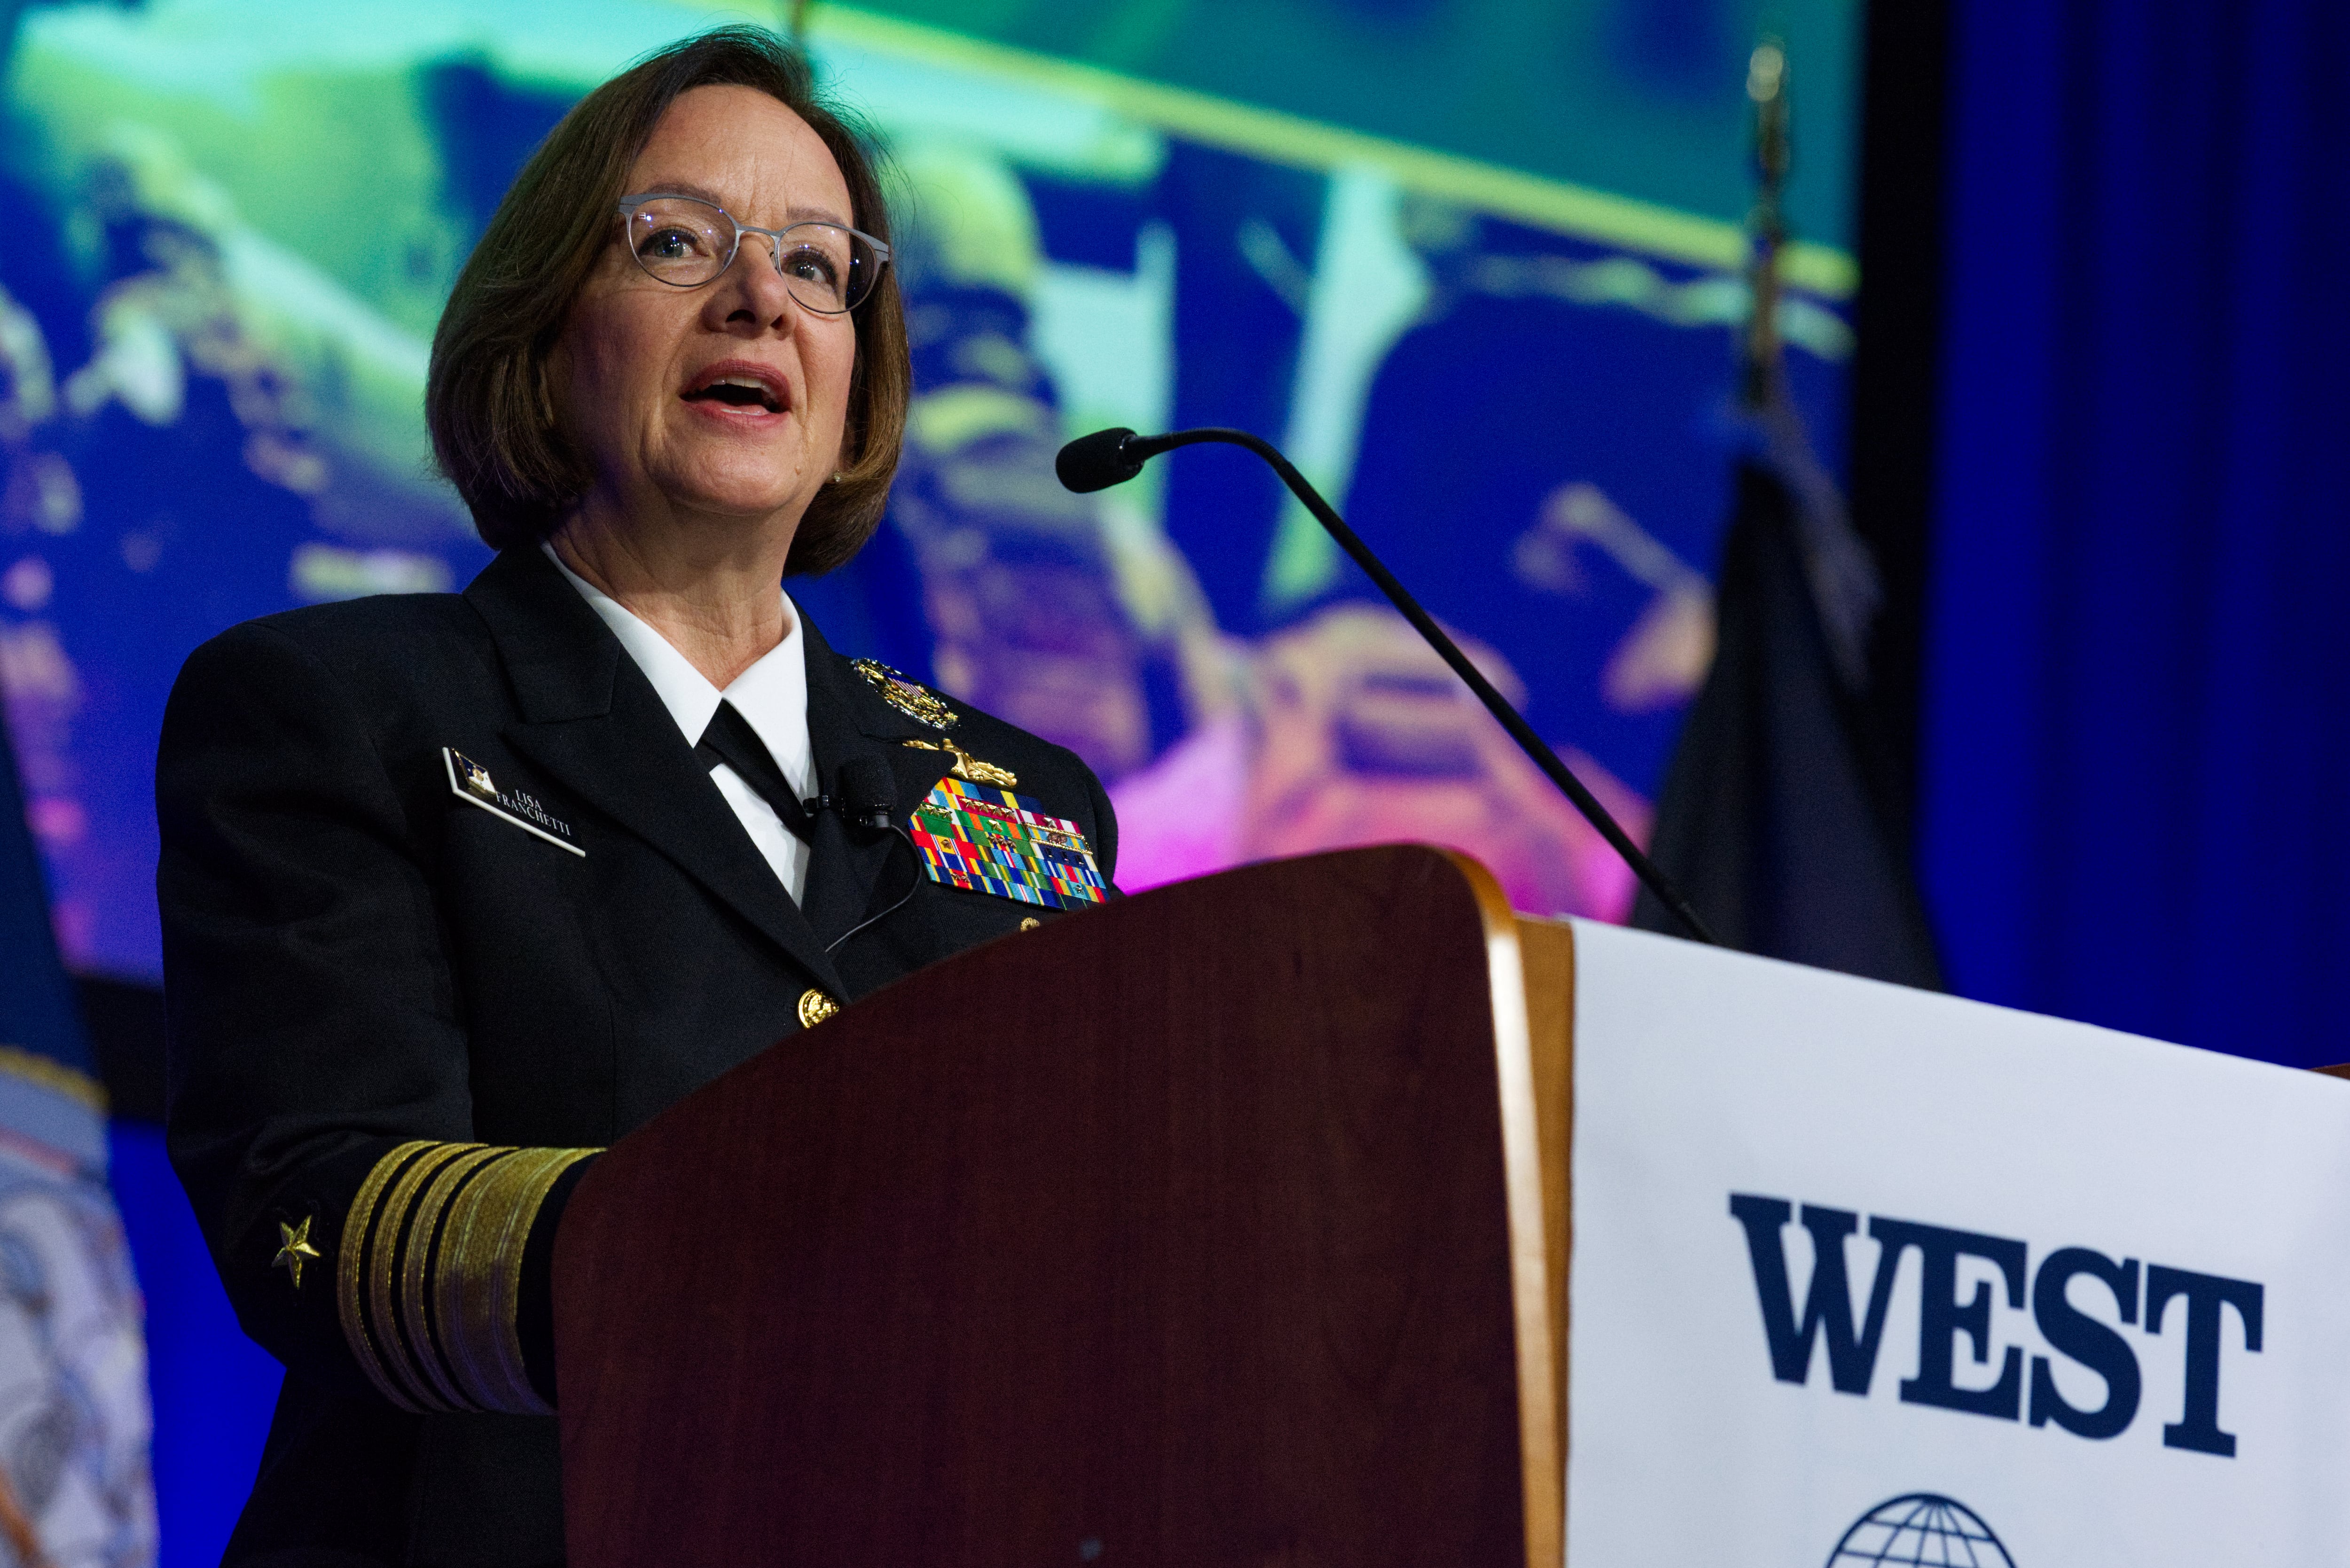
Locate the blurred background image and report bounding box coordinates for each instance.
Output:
[0,0,1860,979]
[5,6,1860,1552]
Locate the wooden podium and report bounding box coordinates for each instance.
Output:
[553,845,1572,1567]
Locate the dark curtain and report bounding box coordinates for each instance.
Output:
[1922,0,2350,1064]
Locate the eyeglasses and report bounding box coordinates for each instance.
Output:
[616,192,891,315]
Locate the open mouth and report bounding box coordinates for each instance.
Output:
[682,367,787,414]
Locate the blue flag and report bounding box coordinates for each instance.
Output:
[0,711,156,1564]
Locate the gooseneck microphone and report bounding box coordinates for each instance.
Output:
[1057,426,1721,947]
[1055,427,1187,493]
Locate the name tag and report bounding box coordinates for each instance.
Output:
[444,749,584,857]
[909,778,1105,910]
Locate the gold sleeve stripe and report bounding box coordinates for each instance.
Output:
[434,1148,524,1414]
[337,1139,437,1416]
[365,1141,482,1412]
[337,1139,601,1416]
[399,1146,510,1412]
[439,1146,596,1417]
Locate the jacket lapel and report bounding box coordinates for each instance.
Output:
[796,615,944,955]
[463,549,847,997]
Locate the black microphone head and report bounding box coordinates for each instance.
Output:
[1056,428,1144,493]
[838,755,896,830]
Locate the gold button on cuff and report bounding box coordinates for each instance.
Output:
[1019,917,1041,931]
[798,988,840,1028]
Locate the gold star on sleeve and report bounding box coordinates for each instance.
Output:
[273,1215,322,1289]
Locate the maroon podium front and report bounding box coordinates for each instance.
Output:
[553,845,1567,1567]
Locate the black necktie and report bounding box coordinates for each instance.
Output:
[695,701,815,844]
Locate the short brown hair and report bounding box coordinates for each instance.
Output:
[426,26,908,574]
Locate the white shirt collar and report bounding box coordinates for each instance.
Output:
[541,541,814,795]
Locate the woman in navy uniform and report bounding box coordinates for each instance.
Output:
[157,29,1115,1566]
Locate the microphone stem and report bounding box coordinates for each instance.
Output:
[1157,428,1722,947]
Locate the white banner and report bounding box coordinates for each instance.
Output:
[1565,918,2350,1565]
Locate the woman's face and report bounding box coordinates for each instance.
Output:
[555,84,859,541]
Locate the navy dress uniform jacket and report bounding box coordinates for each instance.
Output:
[157,545,1118,1567]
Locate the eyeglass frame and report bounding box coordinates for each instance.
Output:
[614,191,893,315]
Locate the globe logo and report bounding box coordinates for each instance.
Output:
[1825,1494,2015,1567]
